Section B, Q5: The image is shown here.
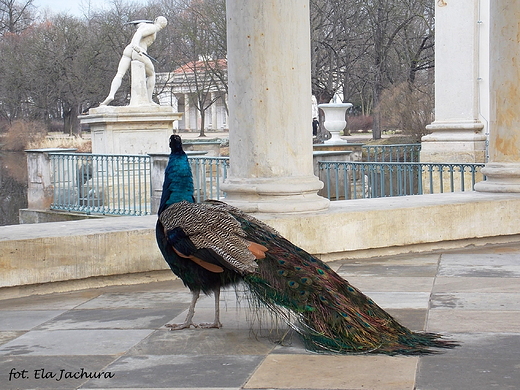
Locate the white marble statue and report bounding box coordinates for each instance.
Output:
[100,16,168,106]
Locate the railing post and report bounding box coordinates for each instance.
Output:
[25,148,76,211]
[148,153,169,215]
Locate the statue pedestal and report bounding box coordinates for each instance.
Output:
[80,105,182,155]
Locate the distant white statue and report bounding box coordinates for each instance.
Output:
[100,16,168,106]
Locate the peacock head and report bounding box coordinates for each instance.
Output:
[169,134,184,154]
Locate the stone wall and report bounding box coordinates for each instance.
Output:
[3,192,520,297]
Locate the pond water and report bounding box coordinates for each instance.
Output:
[0,152,27,226]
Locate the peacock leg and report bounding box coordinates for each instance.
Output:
[198,287,222,329]
[166,289,200,330]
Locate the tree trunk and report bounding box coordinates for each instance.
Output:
[371,5,384,141]
[63,109,73,136]
[63,105,81,136]
[372,82,382,140]
[199,107,206,137]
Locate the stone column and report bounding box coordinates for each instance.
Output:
[224,94,229,130]
[184,94,190,131]
[211,92,218,130]
[475,1,520,192]
[222,0,329,213]
[421,0,487,163]
[171,94,179,131]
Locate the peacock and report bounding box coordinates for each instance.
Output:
[156,134,457,355]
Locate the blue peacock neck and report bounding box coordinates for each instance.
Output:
[158,135,195,214]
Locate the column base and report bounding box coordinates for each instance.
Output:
[424,120,485,137]
[475,163,520,192]
[221,176,330,213]
[421,120,487,163]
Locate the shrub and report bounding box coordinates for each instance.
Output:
[347,115,373,132]
[28,136,92,153]
[1,120,47,151]
[1,120,92,152]
[377,81,434,142]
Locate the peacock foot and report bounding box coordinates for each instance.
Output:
[197,321,222,329]
[165,322,198,330]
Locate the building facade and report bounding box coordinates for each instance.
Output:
[156,59,229,132]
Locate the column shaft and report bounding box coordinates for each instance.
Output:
[476,0,520,191]
[223,0,328,212]
[211,92,218,130]
[421,0,487,163]
[184,94,190,131]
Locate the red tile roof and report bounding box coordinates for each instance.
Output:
[173,59,227,74]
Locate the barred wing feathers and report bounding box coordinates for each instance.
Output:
[159,200,260,274]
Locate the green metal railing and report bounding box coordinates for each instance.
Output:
[49,153,229,216]
[48,151,485,216]
[362,144,421,162]
[319,161,485,200]
[50,153,152,216]
[188,156,229,202]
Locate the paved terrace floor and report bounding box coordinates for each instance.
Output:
[1,242,520,390]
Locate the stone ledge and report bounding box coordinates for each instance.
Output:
[2,192,520,292]
[0,270,175,300]
[18,209,105,224]
[257,192,520,258]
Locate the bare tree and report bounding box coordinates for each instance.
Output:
[310,0,434,140]
[0,31,30,121]
[0,0,34,35]
[172,0,227,137]
[371,0,434,141]
[310,0,338,105]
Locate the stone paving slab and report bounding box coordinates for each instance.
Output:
[385,308,427,331]
[339,253,441,267]
[0,355,116,390]
[0,291,98,310]
[432,276,520,293]
[244,354,419,389]
[438,252,520,277]
[427,309,520,333]
[338,264,439,278]
[0,329,154,356]
[82,354,265,389]
[430,292,520,310]
[417,357,519,390]
[0,331,24,345]
[0,310,65,331]
[127,328,275,356]
[361,291,431,309]
[75,291,194,309]
[415,332,520,390]
[340,276,435,292]
[34,308,178,330]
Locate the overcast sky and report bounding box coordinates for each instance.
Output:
[33,0,116,17]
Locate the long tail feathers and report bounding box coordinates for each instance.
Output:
[237,216,457,355]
